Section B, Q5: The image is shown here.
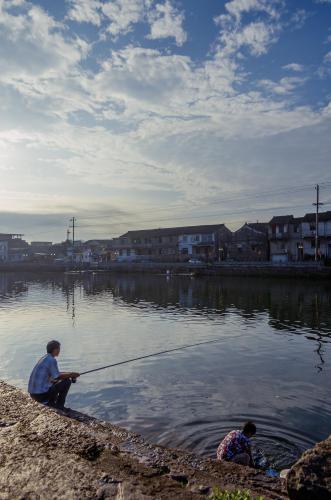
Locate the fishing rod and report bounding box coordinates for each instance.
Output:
[79,337,224,376]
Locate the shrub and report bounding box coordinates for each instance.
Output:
[210,488,263,500]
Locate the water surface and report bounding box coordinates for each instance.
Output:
[0,272,330,469]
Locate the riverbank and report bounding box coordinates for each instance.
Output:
[1,382,330,499]
[0,381,286,499]
[1,261,331,279]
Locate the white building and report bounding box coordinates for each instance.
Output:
[0,234,29,262]
[268,215,303,262]
[178,231,215,258]
[301,211,331,259]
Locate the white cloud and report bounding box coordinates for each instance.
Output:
[66,0,103,26]
[217,19,280,57]
[324,51,331,62]
[67,0,152,36]
[224,0,281,21]
[290,9,309,30]
[94,47,193,111]
[0,0,330,239]
[237,21,278,55]
[258,76,308,95]
[283,63,304,72]
[147,1,187,46]
[102,0,150,37]
[215,0,282,59]
[0,1,88,85]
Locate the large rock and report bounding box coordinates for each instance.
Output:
[287,435,331,499]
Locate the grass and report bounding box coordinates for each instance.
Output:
[210,488,264,500]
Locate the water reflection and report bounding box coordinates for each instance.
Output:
[0,272,330,468]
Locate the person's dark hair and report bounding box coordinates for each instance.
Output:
[243,421,256,436]
[46,340,61,354]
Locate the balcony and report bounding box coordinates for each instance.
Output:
[302,229,331,238]
[302,230,316,238]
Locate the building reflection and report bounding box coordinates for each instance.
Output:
[0,273,28,300]
[1,272,330,371]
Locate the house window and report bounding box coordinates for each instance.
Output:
[311,240,316,249]
[159,237,162,243]
[183,236,187,242]
[310,223,316,231]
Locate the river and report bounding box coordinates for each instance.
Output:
[0,271,330,469]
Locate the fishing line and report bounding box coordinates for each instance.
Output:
[79,337,227,376]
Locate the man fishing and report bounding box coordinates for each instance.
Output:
[28,340,80,411]
[216,421,256,466]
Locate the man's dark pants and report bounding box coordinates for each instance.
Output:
[30,379,71,409]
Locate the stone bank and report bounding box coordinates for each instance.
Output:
[0,381,329,499]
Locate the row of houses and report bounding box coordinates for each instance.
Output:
[269,212,331,262]
[1,210,331,264]
[0,234,29,262]
[0,235,114,264]
[113,210,331,263]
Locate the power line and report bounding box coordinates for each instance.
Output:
[20,181,331,238]
[75,202,323,230]
[78,181,331,221]
[24,197,331,238]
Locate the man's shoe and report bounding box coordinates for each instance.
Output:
[55,406,72,413]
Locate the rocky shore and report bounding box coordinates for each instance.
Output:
[0,381,329,499]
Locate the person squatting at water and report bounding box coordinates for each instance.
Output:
[28,340,80,412]
[216,421,256,466]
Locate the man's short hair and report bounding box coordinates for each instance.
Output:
[243,421,256,436]
[46,340,61,354]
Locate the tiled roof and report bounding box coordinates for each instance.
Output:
[246,222,269,233]
[84,239,113,245]
[302,211,331,222]
[119,224,228,238]
[269,215,294,224]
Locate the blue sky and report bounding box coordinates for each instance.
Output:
[0,0,330,241]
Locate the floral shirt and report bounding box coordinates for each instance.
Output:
[217,430,251,461]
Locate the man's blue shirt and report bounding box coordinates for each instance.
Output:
[28,354,60,394]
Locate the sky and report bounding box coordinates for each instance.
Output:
[0,0,330,242]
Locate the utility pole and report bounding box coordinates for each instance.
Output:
[66,228,71,242]
[313,184,323,261]
[70,217,76,247]
[69,217,77,263]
